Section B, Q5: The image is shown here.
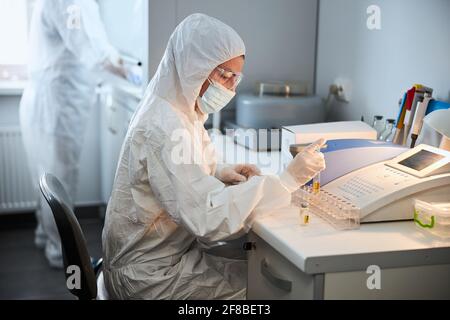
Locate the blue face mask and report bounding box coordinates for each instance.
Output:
[197,79,236,114]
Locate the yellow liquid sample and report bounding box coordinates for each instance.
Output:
[313,181,321,194]
[303,214,310,225]
[299,205,310,226]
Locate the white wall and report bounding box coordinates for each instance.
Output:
[316,0,450,122]
[148,0,319,95]
[100,0,150,84]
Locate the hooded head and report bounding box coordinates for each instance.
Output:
[147,13,246,122]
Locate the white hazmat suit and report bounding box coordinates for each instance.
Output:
[102,13,318,300]
[20,0,121,267]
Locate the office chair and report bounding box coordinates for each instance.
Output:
[39,173,107,300]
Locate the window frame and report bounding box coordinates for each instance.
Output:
[0,0,35,83]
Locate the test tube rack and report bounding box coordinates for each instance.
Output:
[292,186,361,230]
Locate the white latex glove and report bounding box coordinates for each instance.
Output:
[103,56,128,79]
[280,138,327,191]
[216,164,262,185]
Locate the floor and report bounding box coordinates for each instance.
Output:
[0,209,104,300]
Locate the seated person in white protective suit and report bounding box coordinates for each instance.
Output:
[102,13,326,300]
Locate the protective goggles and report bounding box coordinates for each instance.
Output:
[210,67,243,91]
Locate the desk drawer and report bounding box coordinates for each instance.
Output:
[247,232,323,300]
[324,264,450,299]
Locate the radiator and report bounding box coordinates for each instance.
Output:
[0,127,37,213]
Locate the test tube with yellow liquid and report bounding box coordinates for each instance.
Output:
[299,203,310,226]
[312,172,321,194]
[312,144,322,194]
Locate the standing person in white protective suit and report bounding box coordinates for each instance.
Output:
[102,13,326,300]
[20,0,126,268]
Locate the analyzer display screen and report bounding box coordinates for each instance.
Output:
[398,150,445,171]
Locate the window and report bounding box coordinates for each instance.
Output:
[0,0,31,81]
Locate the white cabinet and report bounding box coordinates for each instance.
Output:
[247,230,450,300]
[247,232,323,300]
[99,84,141,204]
[76,99,102,205]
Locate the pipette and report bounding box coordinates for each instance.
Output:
[313,173,321,194]
[393,87,415,145]
[121,54,142,67]
[404,85,433,145]
[410,93,433,148]
[312,144,324,194]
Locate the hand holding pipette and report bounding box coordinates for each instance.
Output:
[282,139,327,188]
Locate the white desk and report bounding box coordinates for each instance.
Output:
[212,135,450,300]
[247,207,450,299]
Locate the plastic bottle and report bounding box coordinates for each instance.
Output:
[126,65,143,86]
[385,129,396,143]
[379,119,396,141]
[372,115,385,140]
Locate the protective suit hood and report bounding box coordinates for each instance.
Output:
[147,13,246,122]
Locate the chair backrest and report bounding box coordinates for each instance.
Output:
[39,173,97,300]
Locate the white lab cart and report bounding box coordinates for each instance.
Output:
[246,207,450,300]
